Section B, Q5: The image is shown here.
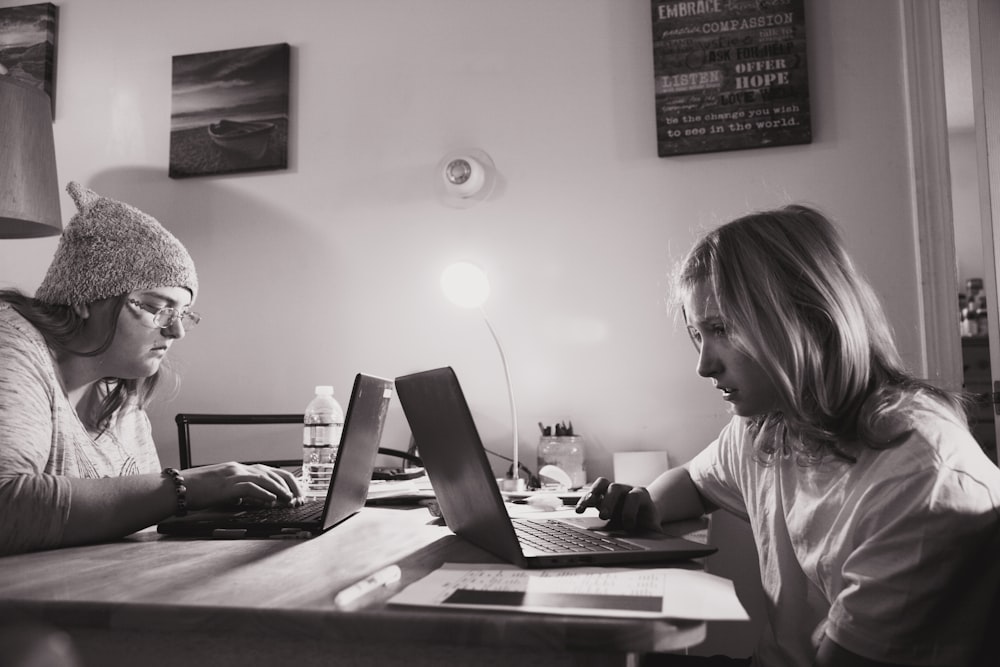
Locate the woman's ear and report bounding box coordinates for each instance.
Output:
[71,303,90,320]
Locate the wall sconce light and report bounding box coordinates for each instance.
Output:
[436,149,496,209]
[0,75,62,238]
[441,261,524,491]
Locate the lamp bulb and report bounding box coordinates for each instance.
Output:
[445,159,473,185]
[441,262,490,309]
[435,149,495,208]
[443,157,486,197]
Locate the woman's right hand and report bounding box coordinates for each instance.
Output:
[180,462,303,509]
[574,477,662,533]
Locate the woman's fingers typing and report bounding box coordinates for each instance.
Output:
[618,486,661,532]
[182,462,302,509]
[574,477,660,533]
[575,477,611,513]
[574,477,632,520]
[231,480,278,505]
[599,483,636,524]
[274,466,303,496]
[251,464,303,502]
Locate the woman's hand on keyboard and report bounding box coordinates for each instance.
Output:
[574,477,662,533]
[182,462,303,510]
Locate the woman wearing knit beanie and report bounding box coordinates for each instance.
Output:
[0,182,301,555]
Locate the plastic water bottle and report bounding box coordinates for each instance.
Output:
[302,385,344,498]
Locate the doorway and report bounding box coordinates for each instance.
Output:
[942,0,998,463]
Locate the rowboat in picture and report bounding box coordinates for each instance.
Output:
[207,119,275,159]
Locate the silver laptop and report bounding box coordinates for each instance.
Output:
[157,373,393,539]
[394,367,716,567]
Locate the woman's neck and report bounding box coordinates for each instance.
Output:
[54,353,103,412]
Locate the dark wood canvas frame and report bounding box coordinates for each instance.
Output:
[169,43,290,179]
[651,0,811,156]
[0,2,58,117]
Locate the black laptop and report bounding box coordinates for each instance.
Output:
[158,373,393,539]
[394,367,716,567]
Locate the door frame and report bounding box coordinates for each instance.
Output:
[902,0,964,392]
[966,0,1000,455]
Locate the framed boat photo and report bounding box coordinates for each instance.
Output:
[169,43,290,178]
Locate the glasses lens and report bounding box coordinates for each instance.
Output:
[139,302,199,329]
[152,308,178,328]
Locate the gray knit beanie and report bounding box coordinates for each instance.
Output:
[35,182,198,305]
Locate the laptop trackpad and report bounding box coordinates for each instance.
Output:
[559,516,703,543]
[557,516,664,538]
[558,516,614,531]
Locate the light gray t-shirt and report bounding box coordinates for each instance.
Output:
[0,304,161,555]
[688,402,1000,666]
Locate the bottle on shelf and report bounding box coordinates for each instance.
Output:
[964,299,979,337]
[967,277,984,301]
[976,292,989,337]
[961,278,988,337]
[302,385,345,498]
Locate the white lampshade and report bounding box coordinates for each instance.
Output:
[0,75,61,238]
[441,262,491,308]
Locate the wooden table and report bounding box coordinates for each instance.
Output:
[0,506,708,667]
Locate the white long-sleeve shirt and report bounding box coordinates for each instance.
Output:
[0,304,160,556]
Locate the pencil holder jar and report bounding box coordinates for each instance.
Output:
[537,435,586,490]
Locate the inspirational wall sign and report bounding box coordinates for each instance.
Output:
[651,0,811,156]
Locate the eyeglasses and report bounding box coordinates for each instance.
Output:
[127,299,201,329]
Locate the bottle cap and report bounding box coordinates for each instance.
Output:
[315,385,334,395]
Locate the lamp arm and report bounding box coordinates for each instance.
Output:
[480,307,519,483]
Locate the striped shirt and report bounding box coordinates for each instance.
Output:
[0,304,160,555]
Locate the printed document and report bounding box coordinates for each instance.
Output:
[389,563,749,620]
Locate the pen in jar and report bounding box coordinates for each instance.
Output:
[333,564,402,609]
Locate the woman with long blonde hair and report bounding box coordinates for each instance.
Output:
[579,205,1000,666]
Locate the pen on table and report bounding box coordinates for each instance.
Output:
[333,564,402,609]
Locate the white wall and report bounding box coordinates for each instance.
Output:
[0,0,928,471]
[0,0,933,655]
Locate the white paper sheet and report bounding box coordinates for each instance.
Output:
[388,563,750,621]
[366,476,435,500]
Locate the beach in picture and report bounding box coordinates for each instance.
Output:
[169,42,290,178]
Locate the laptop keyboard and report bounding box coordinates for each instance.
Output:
[513,519,643,555]
[239,500,323,523]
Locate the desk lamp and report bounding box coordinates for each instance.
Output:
[0,73,62,238]
[441,262,524,491]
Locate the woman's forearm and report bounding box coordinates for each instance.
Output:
[645,466,712,524]
[62,474,176,546]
